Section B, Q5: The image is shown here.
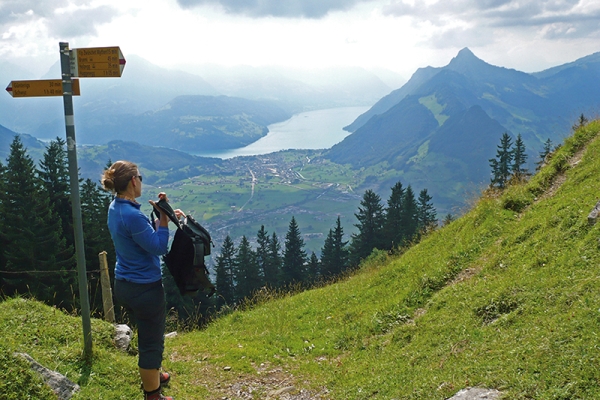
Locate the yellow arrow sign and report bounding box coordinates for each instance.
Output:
[70,46,126,78]
[5,79,81,98]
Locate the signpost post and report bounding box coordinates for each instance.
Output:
[5,42,126,360]
[59,41,94,359]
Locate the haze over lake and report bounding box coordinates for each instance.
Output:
[192,106,370,159]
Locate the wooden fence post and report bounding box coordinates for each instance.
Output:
[98,251,115,323]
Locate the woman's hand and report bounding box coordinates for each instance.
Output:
[174,209,186,219]
[149,193,170,227]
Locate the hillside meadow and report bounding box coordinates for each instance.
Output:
[2,119,600,399]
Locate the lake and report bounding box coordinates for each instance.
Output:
[192,106,370,159]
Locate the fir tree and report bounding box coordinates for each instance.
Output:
[383,181,405,250]
[267,232,282,288]
[442,213,455,226]
[572,113,588,132]
[320,216,349,277]
[307,252,320,282]
[511,133,528,179]
[349,189,386,265]
[399,185,419,243]
[255,225,270,284]
[38,137,73,248]
[320,228,336,277]
[233,235,261,301]
[215,235,236,309]
[535,138,554,171]
[80,178,114,314]
[489,132,514,189]
[416,188,437,235]
[1,136,76,308]
[281,216,307,284]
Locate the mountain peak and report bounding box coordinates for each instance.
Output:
[447,47,487,70]
[444,47,519,81]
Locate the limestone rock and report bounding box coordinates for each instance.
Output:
[446,387,501,400]
[15,352,79,400]
[587,199,600,225]
[115,324,133,352]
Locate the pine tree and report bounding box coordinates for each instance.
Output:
[38,137,73,248]
[320,228,336,278]
[267,232,282,288]
[383,181,405,250]
[416,188,437,235]
[255,225,270,285]
[535,138,554,171]
[307,252,320,282]
[572,113,588,132]
[511,133,528,179]
[80,178,114,314]
[489,132,514,189]
[321,216,349,278]
[215,235,236,309]
[233,236,261,301]
[281,216,307,285]
[349,189,386,265]
[1,136,76,308]
[399,185,418,243]
[442,213,455,226]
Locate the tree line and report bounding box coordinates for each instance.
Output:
[0,136,438,326]
[488,132,558,189]
[187,181,438,321]
[0,136,115,313]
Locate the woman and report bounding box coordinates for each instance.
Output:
[102,160,181,400]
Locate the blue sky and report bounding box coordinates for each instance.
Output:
[0,0,599,78]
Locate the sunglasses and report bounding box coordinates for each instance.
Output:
[133,175,143,182]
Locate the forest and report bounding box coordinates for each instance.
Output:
[0,135,438,326]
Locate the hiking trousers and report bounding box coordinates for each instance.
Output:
[114,279,166,369]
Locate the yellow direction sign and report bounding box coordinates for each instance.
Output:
[70,46,126,78]
[5,79,81,98]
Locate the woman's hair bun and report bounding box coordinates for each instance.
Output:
[101,160,137,194]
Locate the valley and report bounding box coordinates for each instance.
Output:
[141,150,365,255]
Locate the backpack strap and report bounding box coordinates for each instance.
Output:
[190,239,205,267]
[154,198,182,229]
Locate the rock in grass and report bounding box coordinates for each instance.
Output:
[15,352,80,399]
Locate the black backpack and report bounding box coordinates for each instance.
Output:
[153,199,216,297]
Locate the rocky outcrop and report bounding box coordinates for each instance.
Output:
[588,199,600,225]
[446,387,501,400]
[114,324,133,352]
[15,352,79,400]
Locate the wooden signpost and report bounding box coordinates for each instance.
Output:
[5,43,126,360]
[70,46,126,78]
[6,79,80,97]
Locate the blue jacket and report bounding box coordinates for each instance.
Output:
[107,198,169,283]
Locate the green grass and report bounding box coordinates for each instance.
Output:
[2,120,600,399]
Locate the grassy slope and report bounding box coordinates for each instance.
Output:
[2,120,600,399]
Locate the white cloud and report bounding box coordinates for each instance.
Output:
[0,0,598,79]
[174,0,380,18]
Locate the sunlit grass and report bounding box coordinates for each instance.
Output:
[2,121,600,399]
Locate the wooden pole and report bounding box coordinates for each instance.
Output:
[98,251,115,323]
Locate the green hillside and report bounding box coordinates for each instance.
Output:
[2,119,600,399]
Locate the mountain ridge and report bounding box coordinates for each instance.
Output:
[327,47,600,213]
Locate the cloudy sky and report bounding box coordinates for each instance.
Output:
[0,0,599,79]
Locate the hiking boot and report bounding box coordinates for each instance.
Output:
[160,371,170,386]
[144,387,174,400]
